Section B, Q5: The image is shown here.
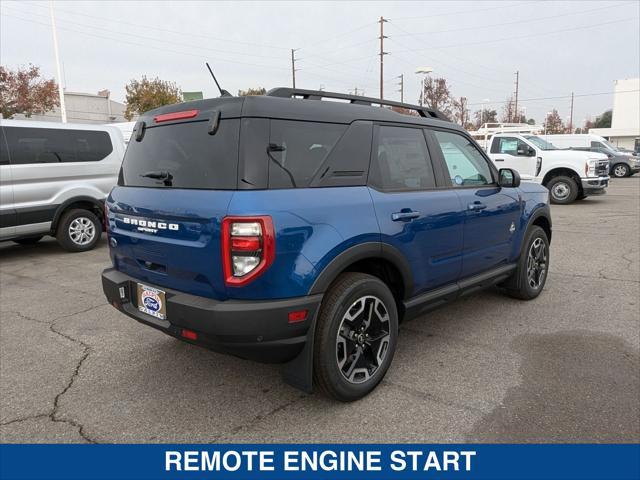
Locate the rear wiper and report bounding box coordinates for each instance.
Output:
[141,170,173,186]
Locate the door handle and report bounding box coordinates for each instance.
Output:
[495,158,505,162]
[391,210,420,221]
[468,202,487,211]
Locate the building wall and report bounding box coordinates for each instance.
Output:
[611,78,640,131]
[13,91,128,124]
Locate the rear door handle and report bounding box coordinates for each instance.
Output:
[391,210,420,221]
[468,202,487,211]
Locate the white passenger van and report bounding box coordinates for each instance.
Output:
[0,120,125,251]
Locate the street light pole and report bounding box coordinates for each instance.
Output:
[415,67,433,107]
[49,1,66,123]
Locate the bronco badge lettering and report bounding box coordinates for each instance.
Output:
[122,216,179,233]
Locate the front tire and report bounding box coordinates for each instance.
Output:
[546,175,579,204]
[505,226,549,300]
[313,273,398,402]
[612,163,630,178]
[56,209,102,252]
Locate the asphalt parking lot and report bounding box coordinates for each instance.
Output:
[1,178,638,444]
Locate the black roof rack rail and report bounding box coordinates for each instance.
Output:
[266,87,450,122]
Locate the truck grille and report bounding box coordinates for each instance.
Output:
[595,161,609,176]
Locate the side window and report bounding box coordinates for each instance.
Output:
[3,127,113,165]
[432,130,494,187]
[0,128,9,165]
[493,137,528,156]
[369,126,435,191]
[268,120,347,188]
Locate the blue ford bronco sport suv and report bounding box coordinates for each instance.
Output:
[102,88,551,401]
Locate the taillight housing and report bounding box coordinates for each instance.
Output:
[221,216,275,286]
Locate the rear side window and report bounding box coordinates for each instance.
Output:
[120,119,239,189]
[3,127,113,164]
[268,120,347,188]
[432,130,494,186]
[370,126,435,191]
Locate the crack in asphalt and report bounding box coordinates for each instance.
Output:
[550,271,640,284]
[216,394,307,441]
[1,307,103,443]
[381,380,486,415]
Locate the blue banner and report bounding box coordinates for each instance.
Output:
[1,444,638,480]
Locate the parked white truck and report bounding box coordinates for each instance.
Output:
[485,133,610,204]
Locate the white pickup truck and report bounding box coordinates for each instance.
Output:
[485,133,610,204]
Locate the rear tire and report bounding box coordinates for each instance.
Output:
[505,226,549,300]
[612,163,630,178]
[546,175,578,204]
[13,236,43,245]
[313,273,398,402]
[56,209,101,252]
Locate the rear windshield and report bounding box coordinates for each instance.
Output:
[120,119,239,189]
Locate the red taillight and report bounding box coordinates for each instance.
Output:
[288,310,308,323]
[154,109,199,123]
[181,329,198,341]
[222,216,274,287]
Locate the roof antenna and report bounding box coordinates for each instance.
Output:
[206,62,232,97]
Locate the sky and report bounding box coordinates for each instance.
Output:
[1,0,639,126]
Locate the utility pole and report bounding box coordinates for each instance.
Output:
[397,74,404,103]
[379,16,388,101]
[569,91,574,133]
[49,1,66,123]
[514,70,519,123]
[291,49,298,89]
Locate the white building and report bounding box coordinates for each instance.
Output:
[590,78,640,151]
[13,89,128,124]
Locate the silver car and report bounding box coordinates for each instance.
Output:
[0,120,125,252]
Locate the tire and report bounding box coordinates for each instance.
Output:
[313,272,398,402]
[505,226,549,300]
[612,163,630,178]
[13,236,43,245]
[546,175,578,204]
[55,209,102,252]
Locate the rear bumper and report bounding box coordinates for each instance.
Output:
[102,268,322,363]
[581,176,609,195]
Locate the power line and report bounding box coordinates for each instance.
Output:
[391,2,634,37]
[392,16,638,53]
[467,90,640,107]
[392,1,537,21]
[0,10,290,72]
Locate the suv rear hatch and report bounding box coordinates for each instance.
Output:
[107,100,243,300]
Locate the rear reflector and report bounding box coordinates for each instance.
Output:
[154,110,199,123]
[181,329,198,341]
[231,236,261,251]
[288,310,308,323]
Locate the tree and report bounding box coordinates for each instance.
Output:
[473,108,498,129]
[124,76,181,120]
[238,87,266,96]
[526,118,536,125]
[420,77,452,117]
[544,109,564,134]
[451,96,469,126]
[501,96,526,123]
[0,64,59,119]
[594,109,612,128]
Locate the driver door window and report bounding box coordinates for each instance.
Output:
[432,130,493,187]
[493,137,529,156]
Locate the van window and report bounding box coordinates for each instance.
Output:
[120,119,239,189]
[3,127,113,164]
[268,120,347,188]
[370,126,435,191]
[432,130,494,186]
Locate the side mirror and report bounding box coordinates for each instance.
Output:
[499,168,521,188]
[528,146,536,156]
